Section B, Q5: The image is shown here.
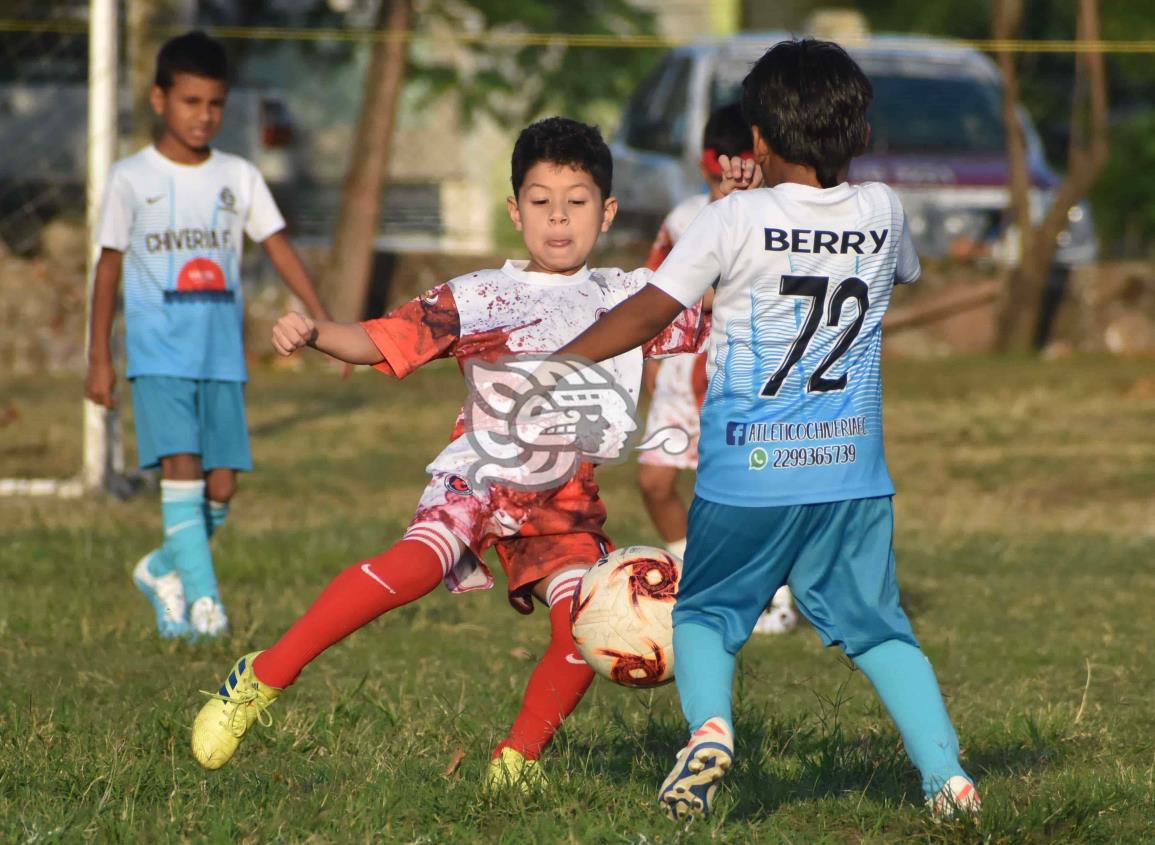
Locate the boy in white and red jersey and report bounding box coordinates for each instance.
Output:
[637,104,797,635]
[85,32,331,639]
[189,117,707,789]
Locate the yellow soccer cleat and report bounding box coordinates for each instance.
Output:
[484,747,547,793]
[191,652,281,770]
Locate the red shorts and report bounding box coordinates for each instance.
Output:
[409,463,614,599]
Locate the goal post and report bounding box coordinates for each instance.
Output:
[83,0,125,494]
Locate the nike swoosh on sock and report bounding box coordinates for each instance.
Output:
[360,562,397,594]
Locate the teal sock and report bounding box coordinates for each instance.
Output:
[161,479,219,604]
[852,639,971,798]
[674,622,736,735]
[205,499,230,539]
[146,546,175,578]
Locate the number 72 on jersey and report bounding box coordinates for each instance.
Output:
[761,274,869,398]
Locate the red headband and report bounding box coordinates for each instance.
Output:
[701,148,754,176]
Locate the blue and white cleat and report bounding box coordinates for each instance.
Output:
[658,717,734,820]
[132,551,189,638]
[929,775,981,819]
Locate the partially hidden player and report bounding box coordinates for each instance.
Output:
[556,40,980,821]
[637,102,797,636]
[85,32,332,639]
[189,117,707,790]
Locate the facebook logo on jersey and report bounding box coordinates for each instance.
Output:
[726,421,747,446]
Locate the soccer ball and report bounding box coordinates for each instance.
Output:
[570,545,682,687]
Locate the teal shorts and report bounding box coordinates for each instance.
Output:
[673,495,917,657]
[130,376,252,471]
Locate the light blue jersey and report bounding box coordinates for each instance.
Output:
[650,181,920,507]
[97,146,285,382]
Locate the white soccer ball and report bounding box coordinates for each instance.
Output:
[570,545,682,687]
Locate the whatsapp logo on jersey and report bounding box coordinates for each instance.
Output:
[748,447,769,471]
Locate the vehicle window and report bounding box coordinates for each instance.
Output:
[868,75,1004,154]
[713,64,1006,154]
[623,56,693,156]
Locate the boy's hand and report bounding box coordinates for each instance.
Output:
[718,155,763,195]
[272,312,318,356]
[84,359,117,409]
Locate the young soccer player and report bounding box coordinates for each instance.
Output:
[556,40,980,819]
[189,117,706,788]
[84,31,332,639]
[637,103,797,636]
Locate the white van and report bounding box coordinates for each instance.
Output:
[610,28,1096,266]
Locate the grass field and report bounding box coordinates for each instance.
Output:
[2,355,1154,844]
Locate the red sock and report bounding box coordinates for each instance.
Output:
[253,538,445,688]
[494,596,594,760]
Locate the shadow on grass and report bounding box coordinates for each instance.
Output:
[558,697,1071,825]
[248,393,369,437]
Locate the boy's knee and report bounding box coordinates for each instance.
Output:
[161,453,202,480]
[205,471,237,503]
[637,465,676,501]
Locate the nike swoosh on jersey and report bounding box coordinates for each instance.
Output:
[360,562,397,594]
[146,195,164,204]
[565,653,587,665]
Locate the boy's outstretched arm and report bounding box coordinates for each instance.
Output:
[272,312,384,365]
[559,285,685,364]
[84,248,124,408]
[262,232,331,320]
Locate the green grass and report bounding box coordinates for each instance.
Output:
[2,356,1154,843]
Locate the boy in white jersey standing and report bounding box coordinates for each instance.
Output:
[637,102,797,635]
[85,32,331,638]
[558,39,979,820]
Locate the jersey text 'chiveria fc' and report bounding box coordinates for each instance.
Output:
[98,146,285,382]
[651,181,920,508]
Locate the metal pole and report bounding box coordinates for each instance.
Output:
[83,0,122,492]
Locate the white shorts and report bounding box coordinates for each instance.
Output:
[638,354,701,470]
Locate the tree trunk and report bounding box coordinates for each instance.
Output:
[322,0,413,323]
[993,0,1109,352]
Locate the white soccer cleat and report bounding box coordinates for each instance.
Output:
[752,586,798,635]
[132,551,189,638]
[658,717,734,820]
[188,596,229,638]
[929,775,981,819]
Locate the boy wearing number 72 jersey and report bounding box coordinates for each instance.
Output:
[557,39,978,821]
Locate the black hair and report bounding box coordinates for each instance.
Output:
[155,31,229,90]
[703,102,752,157]
[741,39,872,188]
[510,117,613,199]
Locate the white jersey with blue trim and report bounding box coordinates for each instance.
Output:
[649,181,920,507]
[97,146,285,382]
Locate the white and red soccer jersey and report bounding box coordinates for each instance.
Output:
[640,193,711,469]
[359,259,707,600]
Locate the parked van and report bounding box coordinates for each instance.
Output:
[610,27,1096,266]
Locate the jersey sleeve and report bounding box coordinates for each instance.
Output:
[643,220,676,271]
[643,299,710,358]
[359,283,461,379]
[648,201,726,308]
[96,167,135,252]
[243,164,286,243]
[895,213,921,284]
